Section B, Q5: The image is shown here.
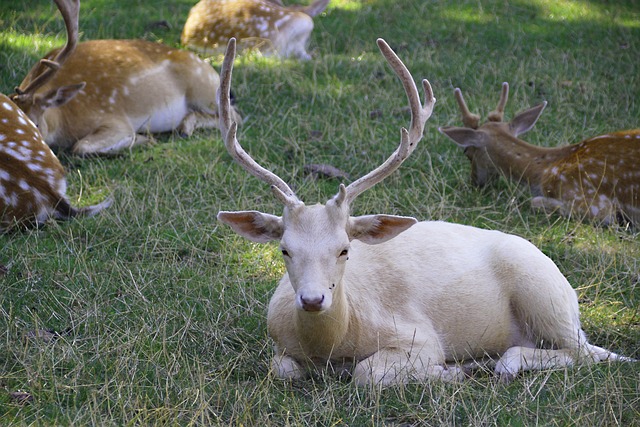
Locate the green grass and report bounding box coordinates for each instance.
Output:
[1,0,639,424]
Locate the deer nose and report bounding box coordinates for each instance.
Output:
[300,294,325,312]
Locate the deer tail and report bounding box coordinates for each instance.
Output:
[54,196,113,220]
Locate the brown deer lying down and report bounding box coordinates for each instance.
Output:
[439,83,640,226]
[11,0,241,157]
[216,38,633,386]
[181,0,329,60]
[0,93,111,231]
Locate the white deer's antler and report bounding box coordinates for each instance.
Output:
[218,38,435,209]
[339,38,435,205]
[217,38,301,208]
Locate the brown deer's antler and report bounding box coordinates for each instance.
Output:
[14,0,80,97]
[487,82,509,122]
[453,88,480,129]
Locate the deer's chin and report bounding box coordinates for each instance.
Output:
[300,305,324,313]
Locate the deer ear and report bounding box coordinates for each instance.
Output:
[348,214,417,244]
[509,102,546,136]
[40,82,86,109]
[439,126,488,148]
[217,211,284,243]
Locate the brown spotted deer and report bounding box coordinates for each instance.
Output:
[181,0,330,60]
[439,83,640,226]
[216,38,633,386]
[0,93,111,231]
[11,0,241,157]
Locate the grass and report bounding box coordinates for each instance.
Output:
[1,0,639,424]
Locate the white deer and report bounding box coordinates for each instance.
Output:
[181,0,330,60]
[11,0,241,156]
[439,83,640,226]
[216,38,633,385]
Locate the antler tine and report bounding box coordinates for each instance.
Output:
[217,38,300,207]
[342,38,435,205]
[15,0,80,96]
[453,88,480,129]
[487,82,509,122]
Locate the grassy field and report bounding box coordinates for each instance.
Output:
[1,0,639,424]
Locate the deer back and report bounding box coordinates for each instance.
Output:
[0,94,110,230]
[536,130,640,224]
[181,0,329,60]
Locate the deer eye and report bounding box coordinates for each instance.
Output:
[339,249,349,257]
[281,249,290,258]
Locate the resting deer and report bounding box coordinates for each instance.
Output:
[0,93,111,231]
[439,83,640,226]
[181,0,329,60]
[216,38,632,386]
[11,0,241,157]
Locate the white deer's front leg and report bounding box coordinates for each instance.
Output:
[353,348,465,386]
[271,352,307,380]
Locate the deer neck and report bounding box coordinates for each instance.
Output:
[487,136,573,191]
[293,279,351,358]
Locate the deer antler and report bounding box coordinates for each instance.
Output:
[453,88,480,129]
[14,0,80,97]
[487,82,509,122]
[217,38,300,207]
[340,38,435,205]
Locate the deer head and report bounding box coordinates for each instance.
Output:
[181,0,330,60]
[11,0,84,133]
[217,38,434,312]
[439,82,546,187]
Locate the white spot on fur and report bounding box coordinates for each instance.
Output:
[18,179,31,191]
[27,162,43,172]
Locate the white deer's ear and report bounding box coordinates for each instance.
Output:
[509,102,546,136]
[348,214,418,244]
[438,127,488,148]
[217,210,284,243]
